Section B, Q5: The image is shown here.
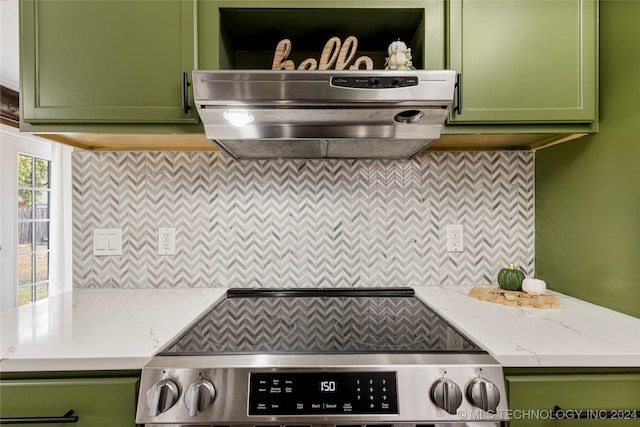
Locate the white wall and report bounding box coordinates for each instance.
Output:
[0,0,19,90]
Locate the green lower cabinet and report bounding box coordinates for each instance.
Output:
[448,0,597,124]
[505,373,640,426]
[0,377,139,426]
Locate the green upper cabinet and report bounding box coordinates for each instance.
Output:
[447,0,597,124]
[20,0,198,124]
[16,0,599,150]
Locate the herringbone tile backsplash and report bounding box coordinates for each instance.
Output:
[72,151,534,289]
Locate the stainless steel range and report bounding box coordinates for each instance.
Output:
[136,288,508,426]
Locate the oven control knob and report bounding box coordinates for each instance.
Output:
[184,379,216,417]
[430,378,462,415]
[146,379,179,417]
[466,378,500,414]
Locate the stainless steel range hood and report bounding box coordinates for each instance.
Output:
[192,70,456,160]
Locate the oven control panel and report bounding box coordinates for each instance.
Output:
[136,355,510,425]
[248,372,398,415]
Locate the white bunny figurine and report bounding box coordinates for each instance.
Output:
[385,40,414,70]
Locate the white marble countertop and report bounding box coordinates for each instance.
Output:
[0,288,226,372]
[414,286,640,367]
[1,286,638,372]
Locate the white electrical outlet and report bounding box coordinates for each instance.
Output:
[446,225,464,252]
[158,228,176,256]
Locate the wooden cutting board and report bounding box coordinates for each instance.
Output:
[469,287,560,309]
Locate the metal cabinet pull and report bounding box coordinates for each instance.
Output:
[0,409,79,424]
[454,73,462,115]
[182,72,191,114]
[552,406,639,420]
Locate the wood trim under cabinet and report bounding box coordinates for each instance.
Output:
[0,85,20,128]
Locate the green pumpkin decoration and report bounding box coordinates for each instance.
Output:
[497,263,525,291]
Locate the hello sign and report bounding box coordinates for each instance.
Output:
[272,36,374,71]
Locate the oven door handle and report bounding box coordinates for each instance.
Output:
[0,409,79,424]
[552,406,639,420]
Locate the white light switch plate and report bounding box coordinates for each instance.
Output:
[93,228,122,256]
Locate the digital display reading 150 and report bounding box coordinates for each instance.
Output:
[249,372,398,415]
[320,380,336,392]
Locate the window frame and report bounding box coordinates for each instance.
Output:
[0,124,52,310]
[17,153,51,305]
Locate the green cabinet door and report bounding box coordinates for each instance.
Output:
[20,0,198,124]
[448,0,597,124]
[505,374,640,426]
[0,377,139,426]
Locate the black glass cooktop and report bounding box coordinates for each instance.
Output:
[160,288,484,355]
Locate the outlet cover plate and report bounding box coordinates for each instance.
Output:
[446,224,464,252]
[158,227,176,256]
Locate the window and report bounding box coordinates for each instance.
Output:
[1,124,72,311]
[17,154,50,305]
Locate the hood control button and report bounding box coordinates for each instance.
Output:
[394,110,425,124]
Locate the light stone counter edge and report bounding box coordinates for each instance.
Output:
[2,286,638,372]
